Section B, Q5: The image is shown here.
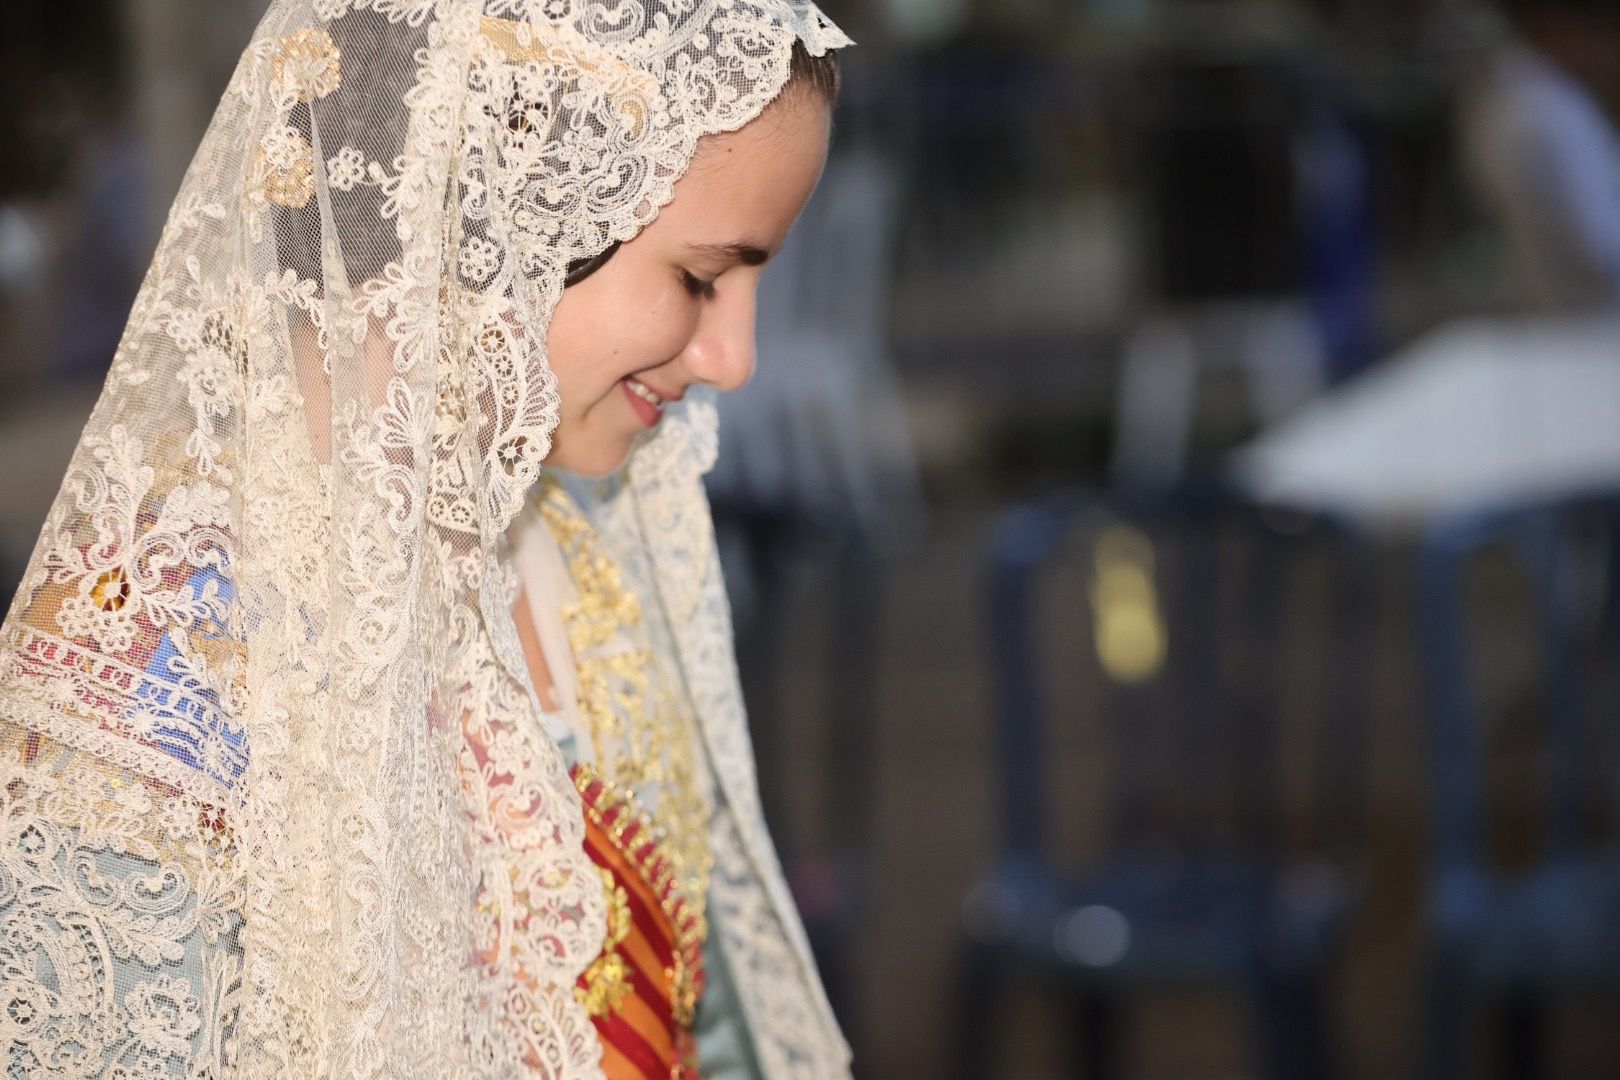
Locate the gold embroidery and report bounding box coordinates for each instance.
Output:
[668,945,698,1032]
[262,133,316,209]
[479,16,657,139]
[537,482,712,961]
[575,865,635,1017]
[90,569,129,613]
[479,16,653,90]
[273,28,343,102]
[573,764,708,1028]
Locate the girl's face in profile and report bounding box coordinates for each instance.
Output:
[540,88,832,477]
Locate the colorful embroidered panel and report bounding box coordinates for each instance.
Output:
[573,763,707,1080]
[11,560,249,790]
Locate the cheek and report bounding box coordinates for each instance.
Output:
[576,296,695,389]
[639,302,700,368]
[545,263,698,414]
[541,305,589,413]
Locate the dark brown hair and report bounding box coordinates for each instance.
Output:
[788,39,843,104]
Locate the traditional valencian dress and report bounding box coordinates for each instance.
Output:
[0,3,852,1076]
[509,476,743,1078]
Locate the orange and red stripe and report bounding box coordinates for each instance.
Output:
[573,764,706,1079]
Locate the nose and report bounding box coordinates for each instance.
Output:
[681,277,758,393]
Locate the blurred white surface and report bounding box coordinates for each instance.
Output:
[1232,317,1620,527]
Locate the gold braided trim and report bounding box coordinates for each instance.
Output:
[576,863,636,1018]
[572,761,707,1027]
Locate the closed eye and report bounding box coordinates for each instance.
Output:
[680,269,717,299]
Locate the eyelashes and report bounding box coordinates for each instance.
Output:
[680,269,717,299]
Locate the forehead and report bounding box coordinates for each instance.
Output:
[646,94,831,247]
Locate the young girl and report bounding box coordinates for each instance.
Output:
[0,3,850,1077]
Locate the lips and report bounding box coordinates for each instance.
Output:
[621,377,667,427]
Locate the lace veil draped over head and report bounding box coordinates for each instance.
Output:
[0,1,849,1075]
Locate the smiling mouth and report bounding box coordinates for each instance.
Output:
[626,377,666,408]
[622,376,668,427]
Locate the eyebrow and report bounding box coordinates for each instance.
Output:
[686,241,771,266]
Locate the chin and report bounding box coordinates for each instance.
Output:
[542,439,634,480]
[568,458,629,481]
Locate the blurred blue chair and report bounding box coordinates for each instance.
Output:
[957,484,1373,1080]
[1418,493,1620,1080]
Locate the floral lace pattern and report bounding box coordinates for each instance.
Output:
[0,1,848,1077]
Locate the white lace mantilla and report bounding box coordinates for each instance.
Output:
[0,1,850,1076]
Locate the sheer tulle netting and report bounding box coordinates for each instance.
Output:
[0,1,849,1076]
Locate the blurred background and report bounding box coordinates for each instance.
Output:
[6,0,1620,1076]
